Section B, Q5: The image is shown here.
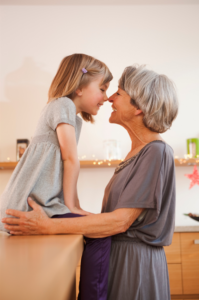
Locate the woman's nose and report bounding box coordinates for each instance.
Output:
[108,94,114,103]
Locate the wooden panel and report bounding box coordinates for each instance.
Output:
[171,297,199,299]
[181,233,199,294]
[168,264,183,295]
[164,233,181,263]
[171,298,199,300]
[76,259,81,298]
[0,234,83,300]
[76,266,81,299]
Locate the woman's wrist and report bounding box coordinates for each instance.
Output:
[49,218,61,235]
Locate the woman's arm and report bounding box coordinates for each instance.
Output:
[2,198,144,237]
[55,207,144,238]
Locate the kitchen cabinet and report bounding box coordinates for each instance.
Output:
[164,231,199,298]
[181,232,199,294]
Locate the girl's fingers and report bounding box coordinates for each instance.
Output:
[1,217,20,224]
[82,210,94,216]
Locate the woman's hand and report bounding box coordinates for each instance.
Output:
[1,197,51,235]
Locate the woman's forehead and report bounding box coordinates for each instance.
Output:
[118,87,126,94]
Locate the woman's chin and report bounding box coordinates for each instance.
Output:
[109,113,116,123]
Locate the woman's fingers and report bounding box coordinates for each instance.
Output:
[5,209,24,218]
[1,217,20,225]
[10,231,24,235]
[27,197,40,210]
[4,223,37,234]
[4,224,21,231]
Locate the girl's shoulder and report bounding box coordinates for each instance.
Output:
[48,97,76,111]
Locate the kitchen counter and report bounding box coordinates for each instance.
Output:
[175,225,199,232]
[0,232,83,300]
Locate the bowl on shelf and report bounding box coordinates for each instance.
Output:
[184,213,199,222]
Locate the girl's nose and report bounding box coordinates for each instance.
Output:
[104,94,109,102]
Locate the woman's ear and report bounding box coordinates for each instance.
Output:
[135,108,143,116]
[75,88,83,97]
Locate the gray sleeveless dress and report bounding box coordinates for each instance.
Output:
[101,141,175,300]
[0,97,82,232]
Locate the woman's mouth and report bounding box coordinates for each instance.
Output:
[112,106,117,112]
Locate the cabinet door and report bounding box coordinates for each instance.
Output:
[164,233,181,263]
[168,264,183,294]
[181,232,199,294]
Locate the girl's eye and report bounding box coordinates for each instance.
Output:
[117,92,120,96]
[101,89,105,92]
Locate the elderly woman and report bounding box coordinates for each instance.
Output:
[2,65,178,300]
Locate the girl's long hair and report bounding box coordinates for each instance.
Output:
[48,53,113,123]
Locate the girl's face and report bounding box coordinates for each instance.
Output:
[75,76,110,115]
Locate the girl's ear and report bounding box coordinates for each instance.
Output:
[75,88,83,96]
[135,109,143,116]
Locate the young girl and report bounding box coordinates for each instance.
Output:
[0,53,112,222]
[0,54,113,299]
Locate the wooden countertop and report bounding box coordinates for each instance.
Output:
[175,225,199,232]
[0,232,83,300]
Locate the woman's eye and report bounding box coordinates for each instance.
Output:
[117,92,120,96]
[101,89,105,92]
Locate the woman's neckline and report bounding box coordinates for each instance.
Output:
[118,140,166,166]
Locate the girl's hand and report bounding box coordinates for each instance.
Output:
[1,197,51,235]
[69,207,94,216]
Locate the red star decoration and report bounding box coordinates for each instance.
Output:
[185,165,199,189]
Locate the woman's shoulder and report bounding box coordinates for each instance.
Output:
[142,140,173,157]
[136,140,174,170]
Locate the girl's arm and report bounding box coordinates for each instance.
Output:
[2,198,144,237]
[56,123,90,215]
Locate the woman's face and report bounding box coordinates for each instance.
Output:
[108,87,139,126]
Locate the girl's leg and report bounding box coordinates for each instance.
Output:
[51,213,111,300]
[51,213,84,219]
[79,236,111,300]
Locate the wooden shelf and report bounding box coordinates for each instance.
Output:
[0,162,19,170]
[0,158,199,170]
[0,160,121,170]
[174,158,199,167]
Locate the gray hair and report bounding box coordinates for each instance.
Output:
[119,65,179,133]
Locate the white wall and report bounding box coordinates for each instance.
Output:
[0,4,199,225]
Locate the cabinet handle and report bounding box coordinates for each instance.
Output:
[194,240,199,244]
